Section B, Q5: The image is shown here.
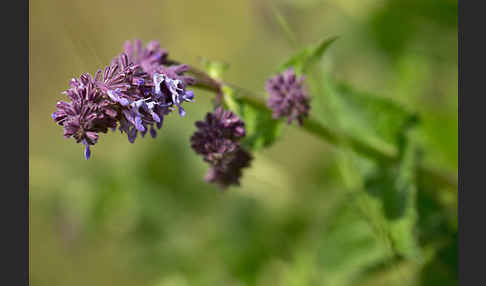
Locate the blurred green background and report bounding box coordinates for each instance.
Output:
[30,0,457,285]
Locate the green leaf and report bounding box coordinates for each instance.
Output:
[362,135,421,260]
[222,85,283,151]
[240,104,284,150]
[310,74,418,159]
[312,73,422,264]
[387,141,421,260]
[200,58,229,79]
[280,36,339,74]
[333,82,418,147]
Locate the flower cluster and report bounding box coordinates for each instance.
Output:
[190,107,252,189]
[265,68,310,125]
[52,40,195,159]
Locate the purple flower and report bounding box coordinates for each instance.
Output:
[152,65,196,117]
[190,107,245,161]
[190,107,251,189]
[114,42,196,141]
[52,39,197,159]
[52,73,118,160]
[115,65,195,141]
[265,68,310,125]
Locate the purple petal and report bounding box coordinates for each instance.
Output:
[128,128,137,143]
[184,90,195,101]
[119,97,129,106]
[150,127,157,138]
[134,116,145,132]
[156,116,164,129]
[84,145,91,160]
[178,107,186,117]
[151,112,161,123]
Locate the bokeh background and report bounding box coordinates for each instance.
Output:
[30,0,457,285]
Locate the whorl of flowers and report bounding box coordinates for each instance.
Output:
[190,107,252,189]
[265,68,310,125]
[52,40,195,159]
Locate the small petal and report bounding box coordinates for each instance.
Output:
[151,112,161,123]
[128,128,137,143]
[184,90,195,101]
[84,145,91,160]
[134,116,145,132]
[178,107,186,117]
[156,116,164,129]
[150,127,157,138]
[119,97,129,106]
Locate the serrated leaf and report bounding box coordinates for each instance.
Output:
[333,82,418,146]
[387,139,420,259]
[363,136,421,259]
[313,137,420,285]
[310,75,418,157]
[280,36,339,74]
[240,103,283,150]
[317,75,422,264]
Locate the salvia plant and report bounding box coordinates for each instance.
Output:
[52,37,455,196]
[50,33,458,283]
[44,1,458,282]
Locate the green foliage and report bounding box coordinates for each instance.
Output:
[31,1,457,285]
[308,73,419,162]
[369,0,457,60]
[277,36,427,282]
[277,29,417,156]
[223,85,283,151]
[239,103,284,150]
[315,199,392,286]
[366,137,421,259]
[332,85,421,273]
[333,82,418,148]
